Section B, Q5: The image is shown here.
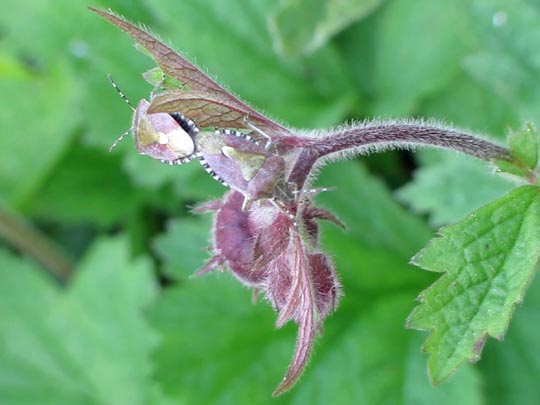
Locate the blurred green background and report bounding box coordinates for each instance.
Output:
[1,0,539,404]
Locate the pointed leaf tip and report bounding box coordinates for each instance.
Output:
[508,123,539,170]
[496,122,540,182]
[272,310,315,396]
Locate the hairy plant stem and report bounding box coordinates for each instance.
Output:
[285,121,511,189]
[0,206,73,282]
[313,121,511,161]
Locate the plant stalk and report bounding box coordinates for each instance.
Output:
[312,121,511,161]
[0,206,73,282]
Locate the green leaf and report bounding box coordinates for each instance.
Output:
[293,296,483,405]
[508,124,539,171]
[0,52,32,79]
[149,276,288,405]
[316,160,434,290]
[419,72,519,136]
[149,275,484,404]
[494,123,540,181]
[372,0,471,114]
[463,0,540,121]
[398,155,514,226]
[408,185,540,384]
[21,146,142,227]
[463,51,540,121]
[0,237,170,404]
[269,0,383,56]
[0,63,79,208]
[174,166,229,201]
[124,150,199,191]
[147,0,356,127]
[0,0,154,150]
[402,335,483,405]
[494,159,529,179]
[153,216,213,279]
[142,67,184,90]
[125,152,225,201]
[479,274,540,403]
[317,160,432,258]
[321,232,433,291]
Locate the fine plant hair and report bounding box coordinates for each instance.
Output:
[309,118,510,164]
[284,118,511,190]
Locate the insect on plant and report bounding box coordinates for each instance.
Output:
[90,7,517,397]
[91,8,345,395]
[109,75,300,211]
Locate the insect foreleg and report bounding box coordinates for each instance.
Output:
[243,117,273,151]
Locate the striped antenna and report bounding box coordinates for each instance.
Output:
[108,74,135,111]
[108,129,131,152]
[107,74,135,151]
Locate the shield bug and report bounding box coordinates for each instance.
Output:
[91,8,311,203]
[108,67,298,209]
[168,116,294,209]
[107,75,198,165]
[109,77,295,208]
[133,100,199,165]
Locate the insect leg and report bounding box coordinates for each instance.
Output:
[243,117,273,150]
[268,198,297,228]
[292,186,336,196]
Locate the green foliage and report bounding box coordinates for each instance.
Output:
[2,0,540,403]
[408,185,540,383]
[269,0,383,56]
[0,238,170,404]
[495,123,540,181]
[153,216,213,279]
[398,156,513,226]
[371,0,471,115]
[508,124,539,170]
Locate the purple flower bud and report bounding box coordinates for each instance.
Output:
[196,190,341,394]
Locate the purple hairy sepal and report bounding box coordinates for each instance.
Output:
[133,99,196,162]
[195,191,341,395]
